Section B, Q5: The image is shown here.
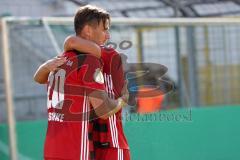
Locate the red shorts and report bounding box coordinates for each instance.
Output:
[95,148,131,160]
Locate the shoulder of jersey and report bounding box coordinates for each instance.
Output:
[64,50,98,59]
[63,50,79,57]
[101,45,118,54]
[62,51,90,69]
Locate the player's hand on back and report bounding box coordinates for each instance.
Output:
[34,55,66,84]
[44,56,67,72]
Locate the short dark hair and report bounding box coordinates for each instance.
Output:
[74,5,110,35]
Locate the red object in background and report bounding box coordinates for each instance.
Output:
[137,86,164,114]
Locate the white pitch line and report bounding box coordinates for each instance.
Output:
[0,140,32,160]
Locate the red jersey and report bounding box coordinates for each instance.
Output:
[44,51,105,160]
[93,47,129,150]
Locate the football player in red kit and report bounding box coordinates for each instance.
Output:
[62,35,131,160]
[93,47,130,160]
[34,5,129,160]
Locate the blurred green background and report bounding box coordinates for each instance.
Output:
[1,106,240,160]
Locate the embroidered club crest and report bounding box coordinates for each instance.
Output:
[93,68,104,84]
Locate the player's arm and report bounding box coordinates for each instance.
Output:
[82,57,128,119]
[64,35,101,58]
[33,56,66,84]
[89,81,128,119]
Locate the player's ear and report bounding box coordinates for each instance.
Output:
[82,25,91,38]
[87,25,94,37]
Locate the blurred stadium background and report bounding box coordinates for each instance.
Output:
[1,0,240,159]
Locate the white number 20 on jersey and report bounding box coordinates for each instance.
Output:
[47,69,66,109]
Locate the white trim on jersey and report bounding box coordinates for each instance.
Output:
[80,93,89,160]
[105,74,114,147]
[118,149,120,160]
[109,75,120,148]
[118,149,124,160]
[104,74,110,99]
[80,93,85,160]
[109,116,117,147]
[104,73,120,148]
[108,75,115,99]
[113,114,119,148]
[105,74,116,147]
[122,149,124,160]
[86,96,89,160]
